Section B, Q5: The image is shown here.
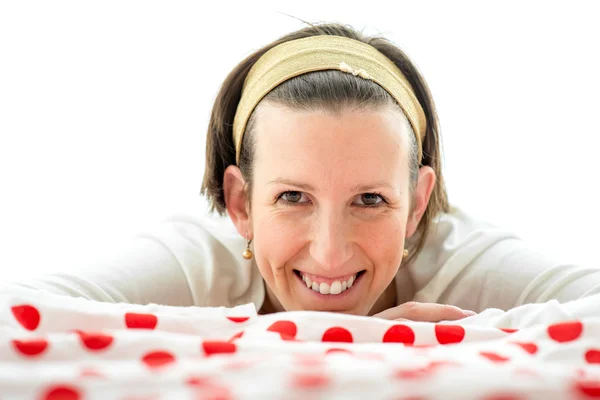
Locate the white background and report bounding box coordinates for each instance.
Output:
[1,1,599,283]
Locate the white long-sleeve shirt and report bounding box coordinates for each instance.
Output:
[7,204,600,312]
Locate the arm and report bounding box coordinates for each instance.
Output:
[458,239,600,310]
[440,238,600,311]
[2,232,196,306]
[0,214,257,308]
[410,206,600,312]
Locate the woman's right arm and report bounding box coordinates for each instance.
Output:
[3,233,196,306]
[1,213,259,308]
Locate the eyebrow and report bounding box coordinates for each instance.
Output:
[267,178,397,193]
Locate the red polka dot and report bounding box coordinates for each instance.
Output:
[480,351,510,363]
[267,320,297,340]
[76,331,114,351]
[202,340,237,356]
[195,389,231,400]
[295,354,326,367]
[79,367,104,378]
[187,376,212,386]
[394,366,432,380]
[291,373,329,389]
[228,331,244,341]
[187,377,232,400]
[141,350,176,369]
[42,385,80,400]
[483,394,524,400]
[586,349,600,364]
[434,324,465,344]
[322,327,353,343]
[428,360,460,370]
[511,342,538,355]
[125,312,158,329]
[548,320,583,343]
[394,361,457,381]
[11,304,41,331]
[500,328,519,334]
[12,338,49,357]
[226,316,249,323]
[325,348,353,355]
[574,379,600,398]
[382,324,415,344]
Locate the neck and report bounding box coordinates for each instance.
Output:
[258,281,284,315]
[367,279,397,316]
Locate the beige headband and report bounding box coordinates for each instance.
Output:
[232,35,427,165]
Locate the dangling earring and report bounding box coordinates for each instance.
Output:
[242,233,253,260]
[403,249,409,259]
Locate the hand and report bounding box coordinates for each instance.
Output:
[373,301,476,322]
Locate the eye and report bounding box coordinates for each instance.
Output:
[278,191,309,205]
[277,191,387,208]
[355,193,385,208]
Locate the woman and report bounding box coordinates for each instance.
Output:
[9,22,600,321]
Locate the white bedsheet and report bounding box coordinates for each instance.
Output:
[1,287,600,399]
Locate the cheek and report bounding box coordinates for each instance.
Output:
[254,211,405,266]
[359,218,405,268]
[253,215,309,272]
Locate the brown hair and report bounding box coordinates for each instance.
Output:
[200,22,449,267]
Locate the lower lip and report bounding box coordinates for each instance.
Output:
[294,271,364,301]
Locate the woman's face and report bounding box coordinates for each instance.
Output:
[225,103,435,316]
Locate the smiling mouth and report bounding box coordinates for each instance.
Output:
[293,269,366,295]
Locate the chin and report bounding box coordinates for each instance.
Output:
[334,308,368,316]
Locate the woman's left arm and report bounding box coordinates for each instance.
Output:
[413,237,600,312]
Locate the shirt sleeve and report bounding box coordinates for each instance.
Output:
[411,219,600,312]
[2,233,196,307]
[410,205,600,312]
[439,238,600,312]
[1,214,264,309]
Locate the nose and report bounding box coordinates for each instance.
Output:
[309,209,353,272]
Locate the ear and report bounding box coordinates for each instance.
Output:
[223,165,252,239]
[405,165,436,238]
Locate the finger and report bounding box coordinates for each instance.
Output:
[372,306,407,320]
[373,302,474,322]
[399,302,472,322]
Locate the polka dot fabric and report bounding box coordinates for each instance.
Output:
[3,288,600,399]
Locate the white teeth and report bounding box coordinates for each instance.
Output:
[347,275,355,288]
[301,272,360,295]
[330,280,342,295]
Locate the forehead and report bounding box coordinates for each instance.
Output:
[252,103,411,191]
